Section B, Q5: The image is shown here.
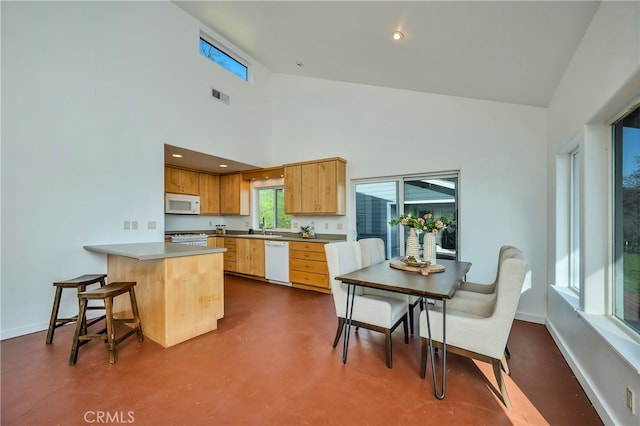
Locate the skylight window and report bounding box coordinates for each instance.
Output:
[199,37,248,81]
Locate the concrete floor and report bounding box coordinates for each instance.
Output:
[1,275,601,425]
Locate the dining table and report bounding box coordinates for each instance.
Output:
[335,257,472,400]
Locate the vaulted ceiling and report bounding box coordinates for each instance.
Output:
[174,1,600,108]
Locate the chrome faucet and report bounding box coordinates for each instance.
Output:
[261,217,266,235]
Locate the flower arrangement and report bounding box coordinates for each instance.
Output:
[389,212,452,234]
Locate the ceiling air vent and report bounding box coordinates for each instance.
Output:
[211,88,230,105]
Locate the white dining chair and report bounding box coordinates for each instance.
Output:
[325,241,409,368]
[443,245,519,317]
[419,247,528,409]
[358,238,423,334]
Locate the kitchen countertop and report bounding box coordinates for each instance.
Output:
[84,242,226,260]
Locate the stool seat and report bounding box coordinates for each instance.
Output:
[46,274,107,344]
[69,281,143,365]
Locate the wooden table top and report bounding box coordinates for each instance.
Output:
[335,259,472,299]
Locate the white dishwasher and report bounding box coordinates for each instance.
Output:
[264,240,291,286]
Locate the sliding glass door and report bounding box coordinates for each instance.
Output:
[354,172,459,260]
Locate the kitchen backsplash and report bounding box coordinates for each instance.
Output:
[165,214,348,234]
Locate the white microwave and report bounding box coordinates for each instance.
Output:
[165,193,200,215]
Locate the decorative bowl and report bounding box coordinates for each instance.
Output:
[401,257,428,267]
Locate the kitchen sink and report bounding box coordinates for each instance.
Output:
[241,234,284,238]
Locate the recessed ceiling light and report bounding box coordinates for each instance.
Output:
[172,154,183,158]
[392,31,404,41]
[219,164,228,168]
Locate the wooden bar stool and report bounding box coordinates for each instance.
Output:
[46,274,107,344]
[68,281,143,365]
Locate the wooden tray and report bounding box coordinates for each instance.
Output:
[389,260,445,273]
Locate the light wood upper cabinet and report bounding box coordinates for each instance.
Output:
[284,158,346,215]
[199,173,220,215]
[236,239,265,277]
[284,165,302,214]
[165,167,199,195]
[219,173,250,215]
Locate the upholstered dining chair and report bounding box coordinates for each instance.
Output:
[443,245,519,317]
[419,247,528,409]
[358,238,424,334]
[325,241,409,368]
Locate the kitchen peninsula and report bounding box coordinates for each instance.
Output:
[84,242,226,348]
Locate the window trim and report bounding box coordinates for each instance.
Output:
[199,32,251,82]
[253,183,291,232]
[569,148,581,294]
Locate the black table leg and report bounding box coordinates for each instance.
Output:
[342,283,356,364]
[424,297,447,399]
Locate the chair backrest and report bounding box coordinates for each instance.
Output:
[483,248,528,358]
[462,245,519,294]
[358,238,386,267]
[324,241,363,317]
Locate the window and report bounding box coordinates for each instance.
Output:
[613,105,640,334]
[199,37,248,81]
[257,187,291,230]
[569,149,581,292]
[354,172,458,260]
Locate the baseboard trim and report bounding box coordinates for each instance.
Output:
[545,319,615,425]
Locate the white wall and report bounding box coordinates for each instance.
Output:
[271,74,548,322]
[547,2,640,425]
[0,0,557,339]
[0,1,273,339]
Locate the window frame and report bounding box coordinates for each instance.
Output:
[569,148,581,294]
[254,184,291,232]
[199,33,250,82]
[611,105,640,335]
[352,170,459,261]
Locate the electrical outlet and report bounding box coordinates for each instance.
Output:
[209,221,213,226]
[293,222,298,229]
[337,223,343,230]
[124,221,131,230]
[325,223,329,230]
[132,221,138,230]
[627,386,635,414]
[147,221,156,230]
[245,221,249,227]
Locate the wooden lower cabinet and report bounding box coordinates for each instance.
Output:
[237,239,265,277]
[223,238,237,272]
[222,237,265,278]
[289,241,330,293]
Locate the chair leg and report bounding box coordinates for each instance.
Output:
[408,304,415,335]
[384,329,393,369]
[501,354,511,376]
[492,358,512,409]
[68,298,88,365]
[105,297,117,364]
[403,314,409,344]
[332,318,345,348]
[128,288,144,341]
[419,337,428,379]
[46,287,63,344]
